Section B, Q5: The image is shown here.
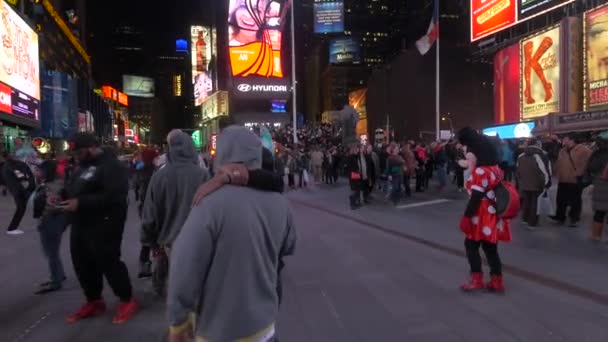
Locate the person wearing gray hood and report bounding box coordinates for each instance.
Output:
[141,129,209,296]
[167,126,296,342]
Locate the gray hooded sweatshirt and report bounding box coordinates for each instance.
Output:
[167,126,296,342]
[141,131,209,247]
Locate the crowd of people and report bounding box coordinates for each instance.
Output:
[4,121,608,339]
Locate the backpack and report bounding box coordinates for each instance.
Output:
[493,180,520,219]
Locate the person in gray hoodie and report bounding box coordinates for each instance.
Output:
[141,129,209,296]
[167,126,296,342]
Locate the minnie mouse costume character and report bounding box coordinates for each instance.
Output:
[457,127,512,293]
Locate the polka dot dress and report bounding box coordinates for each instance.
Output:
[464,165,512,243]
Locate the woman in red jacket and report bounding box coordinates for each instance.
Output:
[457,127,512,293]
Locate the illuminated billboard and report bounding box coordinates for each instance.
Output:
[228,0,289,99]
[123,75,155,98]
[494,43,521,124]
[329,38,361,64]
[470,0,575,42]
[314,1,344,34]
[483,122,535,139]
[0,0,40,101]
[520,26,560,119]
[585,5,608,111]
[191,26,213,106]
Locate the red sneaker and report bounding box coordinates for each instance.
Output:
[112,298,138,324]
[66,300,106,323]
[486,275,506,293]
[461,272,484,292]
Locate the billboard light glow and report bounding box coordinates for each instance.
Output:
[471,0,575,42]
[314,1,344,34]
[329,37,361,64]
[123,75,155,98]
[482,121,535,139]
[0,0,40,102]
[585,4,608,110]
[191,26,212,106]
[520,26,561,120]
[228,0,289,99]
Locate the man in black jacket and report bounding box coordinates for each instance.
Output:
[2,152,35,235]
[61,133,138,324]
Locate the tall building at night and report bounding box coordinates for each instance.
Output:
[302,0,409,122]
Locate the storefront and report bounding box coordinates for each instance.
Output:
[200,91,229,151]
[532,111,608,136]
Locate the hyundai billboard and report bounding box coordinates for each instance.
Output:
[228,0,290,99]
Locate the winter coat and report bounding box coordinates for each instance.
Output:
[555,144,592,184]
[516,146,551,192]
[587,148,608,211]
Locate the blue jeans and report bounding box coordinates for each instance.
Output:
[39,214,67,285]
[437,164,447,188]
[390,175,403,204]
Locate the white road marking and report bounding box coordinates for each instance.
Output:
[397,199,450,209]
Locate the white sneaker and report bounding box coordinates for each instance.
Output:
[6,229,24,235]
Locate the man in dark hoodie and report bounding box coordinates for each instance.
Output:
[141,129,209,296]
[62,133,137,324]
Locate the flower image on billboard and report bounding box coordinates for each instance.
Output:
[494,43,521,124]
[585,5,608,110]
[191,26,213,106]
[520,26,560,119]
[0,0,40,101]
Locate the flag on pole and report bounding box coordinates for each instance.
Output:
[416,0,439,55]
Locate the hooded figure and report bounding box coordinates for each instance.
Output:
[167,126,296,342]
[141,130,209,247]
[457,127,511,293]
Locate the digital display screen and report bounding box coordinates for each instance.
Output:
[314,1,344,34]
[0,80,39,122]
[494,43,521,124]
[329,37,361,64]
[520,26,560,119]
[585,5,608,110]
[191,26,213,106]
[483,122,535,139]
[123,75,155,98]
[271,99,287,112]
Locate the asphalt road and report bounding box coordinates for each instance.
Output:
[1,181,608,342]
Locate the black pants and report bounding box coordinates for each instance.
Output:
[465,239,502,276]
[288,174,295,188]
[71,220,133,302]
[8,190,28,231]
[139,245,151,264]
[39,214,67,285]
[521,190,543,226]
[415,169,425,192]
[555,183,583,222]
[456,169,464,189]
[403,175,411,197]
[500,163,514,182]
[594,210,607,223]
[349,182,370,207]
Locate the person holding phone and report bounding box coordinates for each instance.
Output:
[62,133,137,324]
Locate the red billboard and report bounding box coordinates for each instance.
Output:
[585,5,608,110]
[471,0,517,41]
[494,44,521,124]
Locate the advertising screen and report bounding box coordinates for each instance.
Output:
[0,80,40,121]
[520,26,560,119]
[314,1,344,34]
[271,99,287,113]
[228,0,289,99]
[585,5,608,110]
[123,75,155,98]
[494,43,521,124]
[191,26,213,106]
[470,0,574,42]
[482,122,535,139]
[471,0,517,42]
[519,0,575,21]
[0,0,40,102]
[329,38,361,64]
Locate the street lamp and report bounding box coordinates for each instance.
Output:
[441,114,454,137]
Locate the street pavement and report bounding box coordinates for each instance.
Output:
[1,180,608,342]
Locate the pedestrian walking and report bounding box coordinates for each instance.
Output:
[586,135,608,241]
[516,138,551,229]
[386,143,405,205]
[457,127,511,293]
[32,160,68,294]
[2,152,36,235]
[141,130,209,297]
[63,133,137,324]
[550,134,592,227]
[167,126,296,342]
